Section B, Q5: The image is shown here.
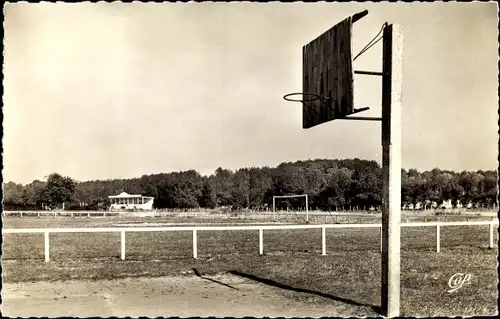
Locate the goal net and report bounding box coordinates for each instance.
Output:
[272,194,309,223]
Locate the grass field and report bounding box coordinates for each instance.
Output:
[2,215,498,316]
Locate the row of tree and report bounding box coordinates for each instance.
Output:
[2,159,498,211]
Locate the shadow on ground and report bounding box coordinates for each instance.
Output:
[228,270,381,314]
[192,268,239,290]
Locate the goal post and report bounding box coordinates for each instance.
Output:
[272,194,309,223]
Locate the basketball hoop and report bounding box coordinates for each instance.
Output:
[283,93,329,103]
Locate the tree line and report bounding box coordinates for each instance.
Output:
[2,159,498,211]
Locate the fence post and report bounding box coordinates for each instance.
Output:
[322,227,326,255]
[120,230,126,260]
[44,231,50,262]
[436,224,440,253]
[193,229,198,258]
[305,195,309,223]
[87,211,90,218]
[489,223,494,249]
[272,197,276,222]
[71,211,74,218]
[380,226,383,253]
[104,211,106,217]
[259,229,264,255]
[38,211,40,218]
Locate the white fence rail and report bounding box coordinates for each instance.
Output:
[3,220,497,262]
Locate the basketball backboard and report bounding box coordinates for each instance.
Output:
[302,16,355,129]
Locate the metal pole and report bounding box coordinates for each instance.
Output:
[380,226,383,253]
[44,231,50,262]
[121,231,126,260]
[436,224,440,253]
[193,229,198,258]
[259,229,264,255]
[489,223,494,249]
[381,23,403,318]
[321,227,326,255]
[305,195,309,223]
[273,197,276,222]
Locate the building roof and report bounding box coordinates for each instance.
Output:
[108,192,152,199]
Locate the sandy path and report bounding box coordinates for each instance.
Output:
[2,274,368,317]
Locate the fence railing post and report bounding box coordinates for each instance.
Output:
[120,230,126,260]
[193,229,198,258]
[380,226,383,253]
[259,229,264,255]
[305,195,309,223]
[489,222,494,249]
[321,227,326,255]
[44,231,50,262]
[436,224,440,253]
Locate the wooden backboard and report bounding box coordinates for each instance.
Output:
[302,17,354,129]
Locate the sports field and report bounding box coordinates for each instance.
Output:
[2,214,498,317]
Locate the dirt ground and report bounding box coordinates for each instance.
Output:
[1,273,371,317]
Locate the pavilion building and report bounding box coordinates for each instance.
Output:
[108,192,154,211]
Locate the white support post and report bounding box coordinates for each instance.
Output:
[272,197,276,222]
[71,211,74,218]
[381,23,403,318]
[38,211,40,218]
[87,211,90,218]
[120,231,126,260]
[489,223,494,249]
[20,211,23,218]
[305,195,309,223]
[380,226,383,253]
[259,229,264,255]
[44,231,50,262]
[436,224,440,253]
[321,227,326,255]
[193,229,198,258]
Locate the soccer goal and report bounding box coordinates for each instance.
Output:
[272,194,309,223]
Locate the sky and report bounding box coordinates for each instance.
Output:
[3,2,499,184]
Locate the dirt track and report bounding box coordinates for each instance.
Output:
[1,274,373,317]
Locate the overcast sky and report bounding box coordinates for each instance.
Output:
[3,2,498,184]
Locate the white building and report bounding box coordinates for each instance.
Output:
[108,192,154,211]
[439,199,453,209]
